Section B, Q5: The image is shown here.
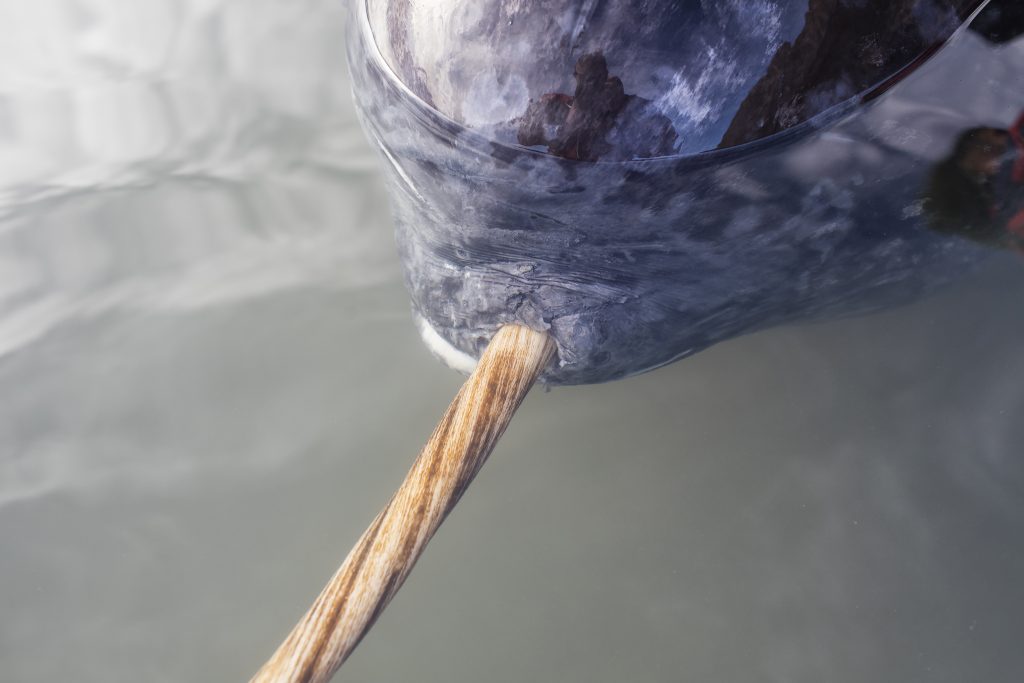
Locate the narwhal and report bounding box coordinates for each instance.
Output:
[253,2,1024,680]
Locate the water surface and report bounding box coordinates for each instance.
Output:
[1,2,1023,681]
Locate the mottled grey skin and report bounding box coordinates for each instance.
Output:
[366,0,979,153]
[347,4,1003,385]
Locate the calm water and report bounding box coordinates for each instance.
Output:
[2,2,1023,682]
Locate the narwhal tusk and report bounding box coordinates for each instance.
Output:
[251,324,556,683]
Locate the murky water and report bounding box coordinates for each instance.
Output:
[2,2,1023,682]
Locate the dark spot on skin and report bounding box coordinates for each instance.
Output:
[514,52,678,161]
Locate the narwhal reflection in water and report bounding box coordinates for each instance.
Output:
[251,2,1024,681]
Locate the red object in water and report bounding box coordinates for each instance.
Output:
[1008,209,1024,238]
[1011,111,1024,184]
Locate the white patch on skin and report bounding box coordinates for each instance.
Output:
[416,314,479,374]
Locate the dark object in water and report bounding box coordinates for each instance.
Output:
[925,128,1012,243]
[352,0,1024,384]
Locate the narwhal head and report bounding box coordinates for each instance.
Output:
[350,0,1016,384]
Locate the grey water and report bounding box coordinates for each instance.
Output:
[1,2,1023,682]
